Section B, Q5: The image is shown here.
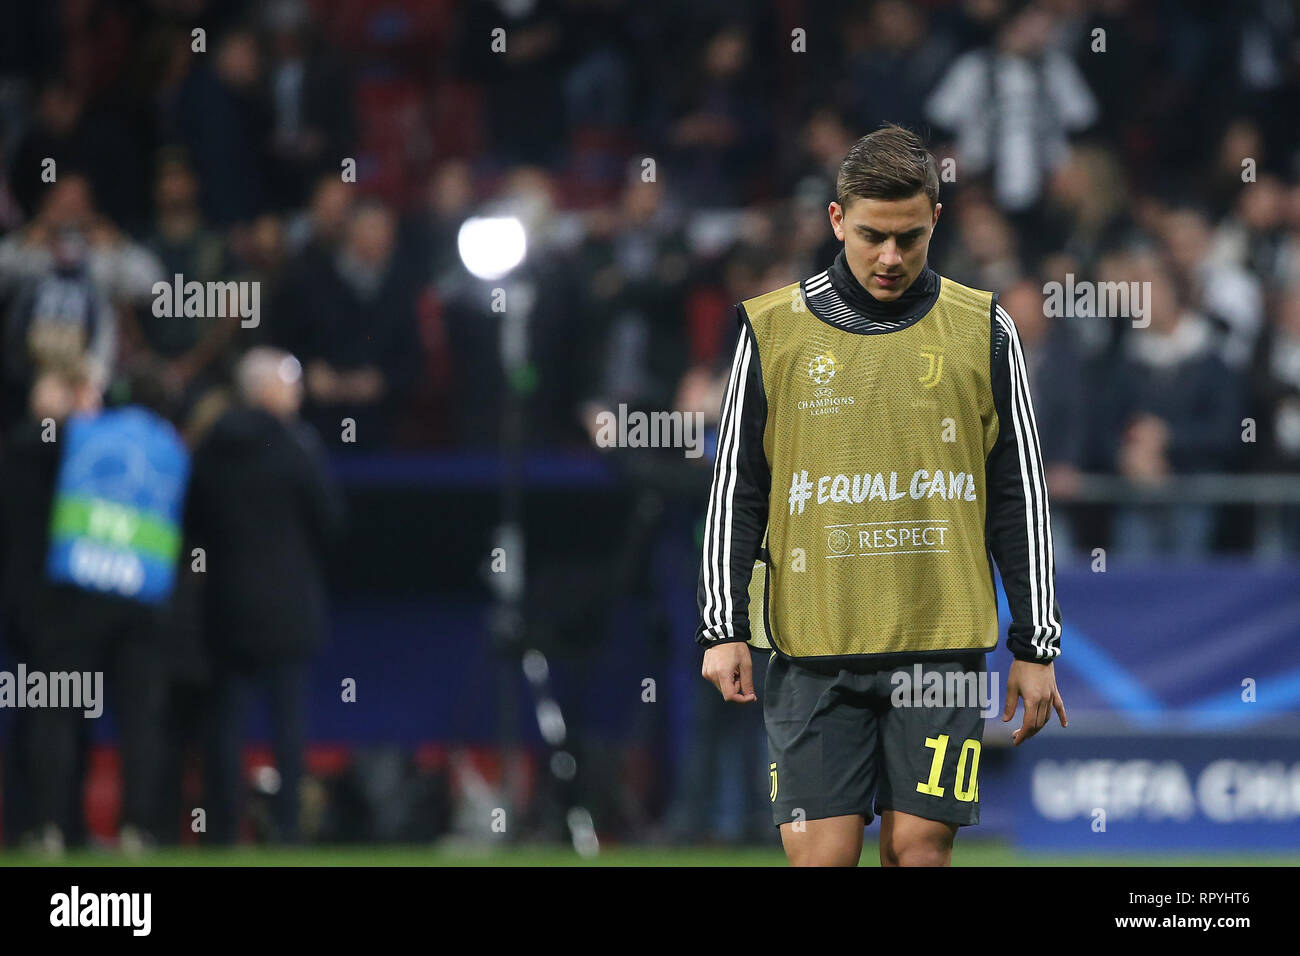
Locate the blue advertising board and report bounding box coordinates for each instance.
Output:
[1005,732,1300,851]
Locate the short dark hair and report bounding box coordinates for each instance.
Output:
[836,124,940,209]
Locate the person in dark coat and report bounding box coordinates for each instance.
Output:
[0,361,97,849]
[1106,255,1246,557]
[185,347,343,844]
[275,200,421,449]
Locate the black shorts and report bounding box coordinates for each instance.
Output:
[764,651,988,828]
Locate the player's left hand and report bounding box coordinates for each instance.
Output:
[1003,659,1067,746]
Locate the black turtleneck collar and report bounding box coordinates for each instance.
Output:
[828,248,940,322]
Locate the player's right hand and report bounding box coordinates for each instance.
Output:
[701,641,757,703]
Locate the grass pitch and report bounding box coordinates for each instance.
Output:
[2,841,1295,867]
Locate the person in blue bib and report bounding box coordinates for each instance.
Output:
[28,362,189,854]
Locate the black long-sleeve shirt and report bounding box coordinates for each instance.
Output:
[695,251,1062,664]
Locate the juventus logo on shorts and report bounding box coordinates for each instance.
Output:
[769,762,778,802]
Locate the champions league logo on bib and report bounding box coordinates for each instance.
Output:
[807,350,837,385]
[799,349,856,417]
[45,409,190,605]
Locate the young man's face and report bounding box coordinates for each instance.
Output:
[829,193,941,302]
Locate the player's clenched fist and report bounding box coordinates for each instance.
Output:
[701,642,757,702]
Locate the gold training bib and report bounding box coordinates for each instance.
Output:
[744,276,1000,660]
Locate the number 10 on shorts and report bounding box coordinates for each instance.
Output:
[916,734,980,802]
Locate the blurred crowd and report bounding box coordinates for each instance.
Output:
[0,0,1297,557]
[1,0,1300,847]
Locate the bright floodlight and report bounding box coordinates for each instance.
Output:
[458,216,526,280]
[277,354,302,385]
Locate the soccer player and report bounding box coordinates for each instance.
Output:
[695,125,1066,866]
